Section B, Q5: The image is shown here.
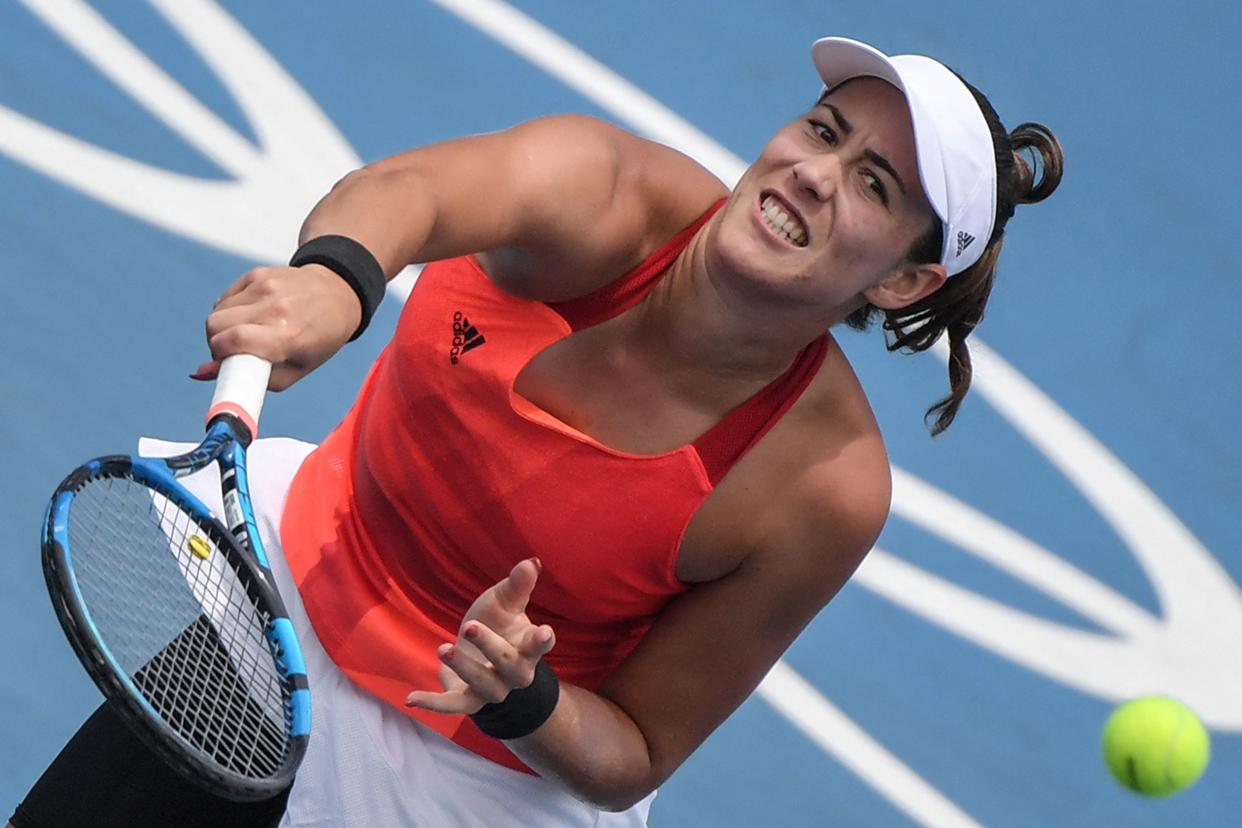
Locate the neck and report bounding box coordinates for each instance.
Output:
[630,216,855,386]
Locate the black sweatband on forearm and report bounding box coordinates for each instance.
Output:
[470,660,561,740]
[289,235,386,341]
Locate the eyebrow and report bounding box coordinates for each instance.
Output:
[820,102,853,136]
[865,149,908,196]
[817,101,909,196]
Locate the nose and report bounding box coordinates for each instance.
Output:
[792,153,842,202]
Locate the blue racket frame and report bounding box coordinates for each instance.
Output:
[42,415,310,802]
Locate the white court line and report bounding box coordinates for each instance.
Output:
[426,1,982,825]
[762,661,983,828]
[428,0,745,186]
[19,0,261,176]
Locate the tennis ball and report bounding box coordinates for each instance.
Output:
[1101,695,1210,797]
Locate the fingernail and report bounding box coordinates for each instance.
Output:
[464,623,479,639]
[404,694,419,708]
[438,644,454,659]
[531,557,543,573]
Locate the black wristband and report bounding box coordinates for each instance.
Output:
[289,235,386,341]
[470,660,561,740]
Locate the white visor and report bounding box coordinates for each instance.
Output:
[811,37,997,276]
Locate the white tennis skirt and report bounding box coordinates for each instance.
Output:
[139,436,655,828]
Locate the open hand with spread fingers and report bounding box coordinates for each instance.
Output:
[406,558,557,718]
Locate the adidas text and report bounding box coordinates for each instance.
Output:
[450,310,487,364]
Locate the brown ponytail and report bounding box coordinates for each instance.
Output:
[844,87,1065,435]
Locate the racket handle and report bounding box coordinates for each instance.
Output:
[207,355,273,440]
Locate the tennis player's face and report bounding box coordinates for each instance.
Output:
[713,78,937,310]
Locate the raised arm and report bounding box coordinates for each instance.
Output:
[305,116,722,281]
[197,115,724,388]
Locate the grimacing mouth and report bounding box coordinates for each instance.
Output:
[757,189,809,248]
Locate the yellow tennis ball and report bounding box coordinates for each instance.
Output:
[1101,695,1210,797]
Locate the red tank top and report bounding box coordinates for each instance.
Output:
[280,201,828,772]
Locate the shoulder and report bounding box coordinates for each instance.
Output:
[506,114,721,200]
[681,339,890,597]
[761,395,890,576]
[779,428,891,574]
[477,115,729,299]
[769,344,892,580]
[728,421,889,627]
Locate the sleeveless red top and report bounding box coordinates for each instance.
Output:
[280,201,828,772]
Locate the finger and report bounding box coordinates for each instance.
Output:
[206,325,297,392]
[267,365,308,393]
[206,285,300,341]
[206,322,288,367]
[205,303,263,345]
[515,623,556,660]
[462,622,535,688]
[212,270,259,310]
[437,643,509,704]
[204,301,275,367]
[189,360,220,382]
[438,661,469,693]
[492,557,541,615]
[404,689,483,715]
[216,265,290,307]
[198,318,296,387]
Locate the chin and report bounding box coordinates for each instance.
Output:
[706,220,767,281]
[709,205,795,280]
[706,237,812,309]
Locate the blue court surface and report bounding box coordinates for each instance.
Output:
[2,1,1240,825]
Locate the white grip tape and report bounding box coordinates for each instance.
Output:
[208,354,272,434]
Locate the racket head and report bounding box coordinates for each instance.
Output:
[42,452,308,802]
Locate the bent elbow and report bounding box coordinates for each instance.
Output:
[586,783,656,814]
[572,766,664,813]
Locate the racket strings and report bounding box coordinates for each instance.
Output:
[67,473,292,780]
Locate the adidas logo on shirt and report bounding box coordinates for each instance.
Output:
[450,310,486,365]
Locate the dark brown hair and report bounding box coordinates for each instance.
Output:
[842,79,1064,435]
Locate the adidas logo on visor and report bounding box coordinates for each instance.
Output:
[955,230,976,257]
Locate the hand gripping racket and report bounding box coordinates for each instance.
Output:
[41,355,310,802]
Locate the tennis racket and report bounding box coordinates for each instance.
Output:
[41,354,310,802]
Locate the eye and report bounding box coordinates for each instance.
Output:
[862,170,888,206]
[808,119,838,146]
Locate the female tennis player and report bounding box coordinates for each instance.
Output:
[12,36,1062,827]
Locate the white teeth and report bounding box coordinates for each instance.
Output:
[760,196,807,246]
